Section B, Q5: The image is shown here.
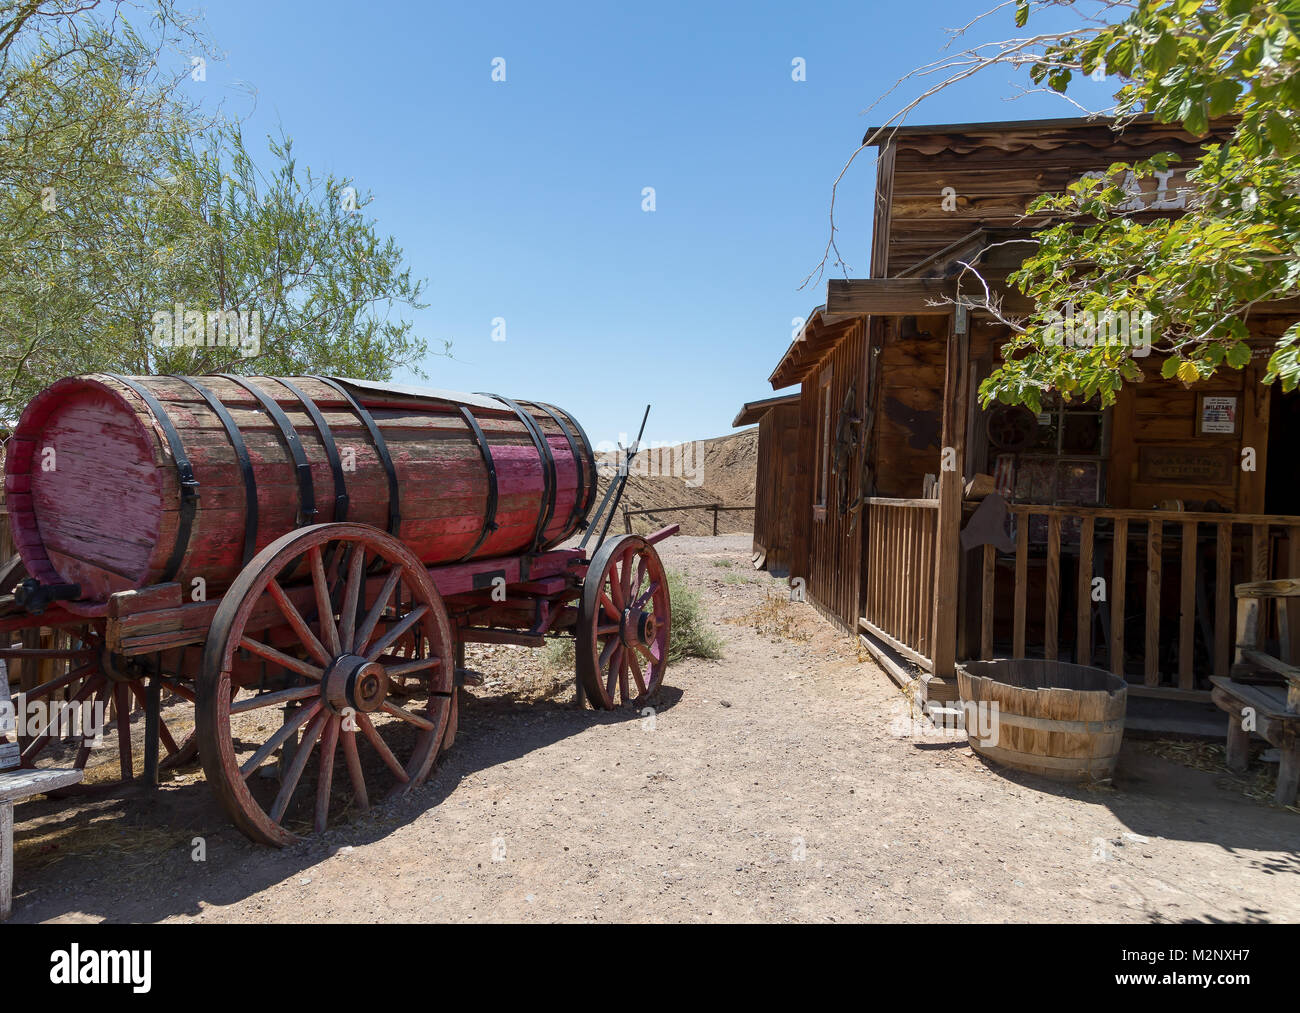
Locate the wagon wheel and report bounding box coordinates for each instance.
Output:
[197,523,455,846]
[576,534,671,709]
[0,555,190,790]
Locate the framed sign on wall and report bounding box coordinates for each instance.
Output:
[1198,394,1239,436]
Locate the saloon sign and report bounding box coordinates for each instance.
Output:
[1077,168,1189,211]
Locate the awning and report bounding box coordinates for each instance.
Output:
[733,393,799,428]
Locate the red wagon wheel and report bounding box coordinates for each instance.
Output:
[197,523,456,846]
[576,534,671,709]
[0,555,188,789]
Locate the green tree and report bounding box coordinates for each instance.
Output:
[0,1,442,422]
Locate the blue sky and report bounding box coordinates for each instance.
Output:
[195,0,1111,449]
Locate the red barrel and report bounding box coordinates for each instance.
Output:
[4,375,595,601]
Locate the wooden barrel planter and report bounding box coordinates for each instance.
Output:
[957,659,1127,782]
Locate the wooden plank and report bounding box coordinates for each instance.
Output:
[1145,519,1163,686]
[1179,520,1197,690]
[1013,513,1028,658]
[1215,522,1232,677]
[0,767,84,803]
[1077,516,1094,667]
[825,277,956,319]
[859,618,935,673]
[1045,513,1060,661]
[981,543,995,661]
[1288,530,1300,665]
[1,801,10,921]
[1111,517,1129,678]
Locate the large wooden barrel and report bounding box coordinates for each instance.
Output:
[4,375,596,601]
[957,659,1127,782]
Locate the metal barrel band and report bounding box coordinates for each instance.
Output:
[537,400,597,522]
[525,401,586,545]
[310,376,401,536]
[455,406,499,562]
[168,375,258,567]
[217,375,317,527]
[272,376,350,522]
[105,374,198,583]
[478,393,556,553]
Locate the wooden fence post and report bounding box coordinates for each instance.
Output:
[931,309,969,680]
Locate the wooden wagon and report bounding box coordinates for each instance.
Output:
[0,375,674,845]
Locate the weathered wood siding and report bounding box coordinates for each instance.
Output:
[797,319,868,630]
[879,120,1225,276]
[752,404,800,576]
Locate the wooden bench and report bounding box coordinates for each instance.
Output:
[1206,579,1300,807]
[0,659,82,920]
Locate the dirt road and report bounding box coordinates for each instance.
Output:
[11,534,1298,923]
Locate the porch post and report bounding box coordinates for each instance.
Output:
[931,308,969,678]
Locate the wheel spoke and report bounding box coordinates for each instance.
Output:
[633,580,660,610]
[618,651,630,702]
[339,546,366,651]
[364,605,429,662]
[315,716,340,833]
[230,683,320,715]
[607,566,625,609]
[270,707,327,823]
[600,591,619,621]
[342,728,369,811]
[355,711,409,783]
[240,701,321,779]
[238,636,323,681]
[606,645,621,698]
[380,656,440,678]
[353,566,404,654]
[269,579,331,666]
[380,700,436,731]
[628,650,646,695]
[310,546,341,656]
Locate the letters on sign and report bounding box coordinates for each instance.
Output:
[1137,446,1235,485]
[1078,169,1187,211]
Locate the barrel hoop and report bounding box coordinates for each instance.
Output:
[456,406,499,562]
[217,375,317,527]
[971,742,1118,773]
[478,393,556,553]
[985,712,1124,735]
[105,375,198,583]
[524,401,583,543]
[310,376,400,536]
[272,377,349,523]
[168,375,258,567]
[536,401,597,524]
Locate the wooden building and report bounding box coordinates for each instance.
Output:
[750,115,1300,707]
[733,394,800,576]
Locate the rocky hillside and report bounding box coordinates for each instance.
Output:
[591,428,757,537]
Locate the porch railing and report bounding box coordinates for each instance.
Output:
[861,497,938,671]
[975,505,1300,692]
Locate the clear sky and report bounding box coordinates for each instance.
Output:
[194,0,1110,450]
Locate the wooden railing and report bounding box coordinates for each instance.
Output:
[622,503,754,536]
[861,497,939,670]
[974,505,1300,693]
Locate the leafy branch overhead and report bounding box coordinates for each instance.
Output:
[986,0,1300,409]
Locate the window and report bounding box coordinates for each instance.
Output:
[814,367,832,513]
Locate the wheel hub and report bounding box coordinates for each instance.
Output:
[620,608,656,648]
[322,654,389,714]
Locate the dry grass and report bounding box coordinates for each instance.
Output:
[725,592,813,645]
[1141,738,1300,814]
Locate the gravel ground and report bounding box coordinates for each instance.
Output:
[9,533,1299,923]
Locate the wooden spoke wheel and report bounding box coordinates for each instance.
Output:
[0,555,189,790]
[197,523,455,846]
[576,535,671,709]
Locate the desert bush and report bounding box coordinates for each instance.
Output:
[542,567,722,670]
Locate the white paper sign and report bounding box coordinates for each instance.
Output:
[1201,396,1237,434]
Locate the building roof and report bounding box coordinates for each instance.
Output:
[732,393,799,428]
